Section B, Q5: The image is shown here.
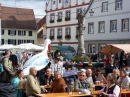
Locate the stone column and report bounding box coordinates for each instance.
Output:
[77,9,86,56]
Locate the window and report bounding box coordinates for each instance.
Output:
[88,23,94,34]
[115,0,122,10]
[99,21,105,33]
[88,44,96,53]
[57,28,62,36]
[50,29,54,36]
[59,0,61,3]
[102,2,108,12]
[76,8,82,19]
[110,20,117,32]
[18,30,26,36]
[98,44,106,50]
[8,30,16,36]
[50,13,55,20]
[18,40,26,44]
[53,1,55,4]
[1,29,4,35]
[65,10,71,18]
[8,39,16,45]
[27,40,34,44]
[29,31,32,36]
[58,12,62,19]
[65,27,71,35]
[1,39,4,44]
[122,19,129,32]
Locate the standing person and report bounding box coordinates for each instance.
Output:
[119,51,125,70]
[105,60,117,76]
[50,57,63,76]
[19,52,28,69]
[124,54,130,67]
[26,67,47,97]
[0,50,14,82]
[0,50,16,97]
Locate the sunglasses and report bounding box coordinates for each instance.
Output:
[80,75,85,77]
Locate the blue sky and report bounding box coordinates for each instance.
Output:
[0,0,48,18]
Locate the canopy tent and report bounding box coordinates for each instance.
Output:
[15,43,44,51]
[0,44,15,50]
[99,44,130,54]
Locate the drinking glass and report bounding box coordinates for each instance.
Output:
[71,86,74,94]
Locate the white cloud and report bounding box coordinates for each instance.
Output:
[0,0,47,18]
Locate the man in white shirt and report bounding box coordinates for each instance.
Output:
[50,57,63,76]
[118,69,130,89]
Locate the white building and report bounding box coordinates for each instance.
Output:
[45,0,90,51]
[84,0,130,54]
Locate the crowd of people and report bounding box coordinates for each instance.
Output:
[0,50,130,97]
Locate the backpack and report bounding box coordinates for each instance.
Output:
[0,57,5,74]
[0,63,4,74]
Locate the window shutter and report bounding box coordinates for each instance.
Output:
[15,30,16,35]
[24,40,26,43]
[2,39,4,44]
[33,40,34,44]
[2,30,4,35]
[18,30,20,35]
[27,40,29,43]
[24,31,26,36]
[15,40,16,45]
[18,40,20,45]
[29,31,32,36]
[8,30,10,35]
[8,39,10,44]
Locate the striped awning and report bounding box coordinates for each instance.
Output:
[100,44,130,54]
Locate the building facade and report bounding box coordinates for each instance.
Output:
[46,0,90,51]
[37,16,46,44]
[84,0,130,54]
[1,6,37,45]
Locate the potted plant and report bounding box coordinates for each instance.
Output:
[49,36,54,40]
[50,20,54,23]
[65,35,71,39]
[57,18,62,22]
[57,35,62,39]
[65,17,70,21]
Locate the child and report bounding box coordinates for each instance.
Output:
[67,78,74,94]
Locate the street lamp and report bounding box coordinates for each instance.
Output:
[89,9,94,16]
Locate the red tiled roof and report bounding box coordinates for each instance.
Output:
[1,6,37,30]
[35,18,41,23]
[37,16,46,29]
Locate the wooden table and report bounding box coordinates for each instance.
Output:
[36,89,130,97]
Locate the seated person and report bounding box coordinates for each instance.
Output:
[113,69,120,80]
[86,69,96,84]
[118,69,130,89]
[12,70,26,97]
[26,67,47,96]
[125,65,130,75]
[40,68,54,86]
[95,68,107,84]
[99,73,120,97]
[75,71,92,92]
[50,71,66,93]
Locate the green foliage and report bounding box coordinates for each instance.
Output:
[71,56,90,63]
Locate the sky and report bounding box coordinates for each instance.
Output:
[0,0,48,18]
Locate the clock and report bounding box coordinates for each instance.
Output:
[64,0,69,7]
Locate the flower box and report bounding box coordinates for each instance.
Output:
[57,18,62,22]
[49,36,54,40]
[65,17,70,21]
[65,35,71,39]
[57,35,62,39]
[50,20,54,23]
